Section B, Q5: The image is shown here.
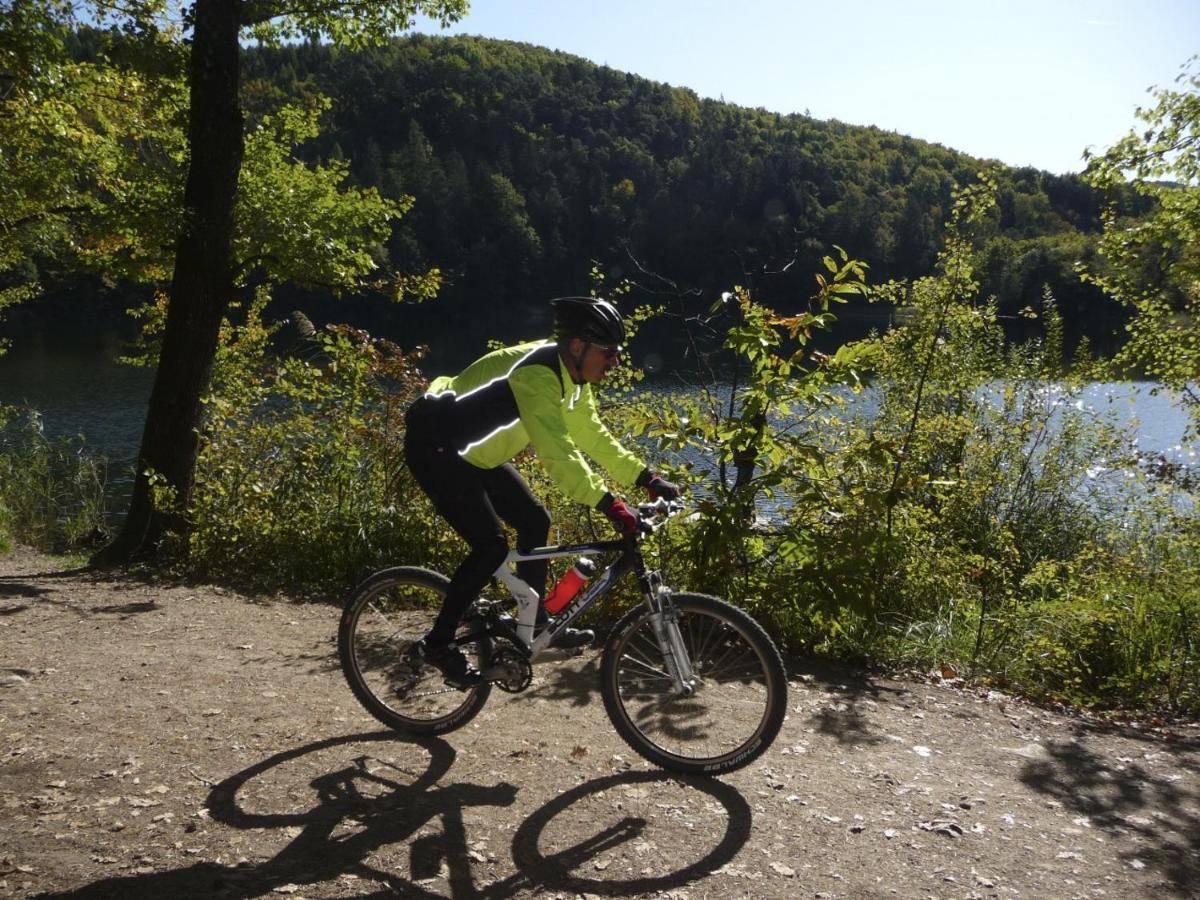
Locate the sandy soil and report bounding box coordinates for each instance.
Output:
[1,546,1198,899]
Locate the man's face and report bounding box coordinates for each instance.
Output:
[575,340,621,383]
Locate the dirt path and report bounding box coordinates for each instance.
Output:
[1,547,1198,899]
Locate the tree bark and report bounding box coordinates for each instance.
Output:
[92,0,243,565]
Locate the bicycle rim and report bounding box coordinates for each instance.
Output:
[339,568,491,734]
[603,594,785,774]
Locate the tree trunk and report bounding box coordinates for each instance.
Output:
[92,0,243,566]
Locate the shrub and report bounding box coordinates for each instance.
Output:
[183,298,454,593]
[628,176,1199,715]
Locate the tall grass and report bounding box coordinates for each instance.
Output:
[0,405,110,552]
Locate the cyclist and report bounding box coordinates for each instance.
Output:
[404,297,679,687]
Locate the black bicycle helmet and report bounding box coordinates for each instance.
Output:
[551,296,625,347]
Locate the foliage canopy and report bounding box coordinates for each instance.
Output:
[1084,55,1200,422]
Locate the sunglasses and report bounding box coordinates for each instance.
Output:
[592,345,621,361]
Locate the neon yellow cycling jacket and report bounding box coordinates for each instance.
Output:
[424,340,645,507]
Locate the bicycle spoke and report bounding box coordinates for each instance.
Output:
[617,655,673,681]
[701,656,764,682]
[689,617,723,669]
[701,640,756,682]
[619,634,672,680]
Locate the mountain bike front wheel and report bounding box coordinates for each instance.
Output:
[338,566,492,735]
[600,593,787,775]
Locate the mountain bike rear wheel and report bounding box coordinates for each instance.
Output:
[339,567,492,735]
[600,593,786,775]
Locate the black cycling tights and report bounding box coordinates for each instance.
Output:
[405,428,550,648]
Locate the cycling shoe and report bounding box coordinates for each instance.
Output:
[421,642,482,688]
[549,626,595,650]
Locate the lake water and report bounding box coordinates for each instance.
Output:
[1,334,1196,505]
[0,332,153,472]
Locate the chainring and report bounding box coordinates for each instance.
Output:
[485,646,533,693]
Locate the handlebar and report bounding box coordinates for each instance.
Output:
[634,498,686,534]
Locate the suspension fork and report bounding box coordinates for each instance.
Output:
[635,558,699,695]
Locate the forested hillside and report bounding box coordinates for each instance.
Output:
[242,34,1128,356]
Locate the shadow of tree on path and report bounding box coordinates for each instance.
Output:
[92,600,159,616]
[796,659,911,747]
[1019,724,1200,896]
[518,653,602,707]
[0,566,92,582]
[0,581,53,599]
[38,730,752,899]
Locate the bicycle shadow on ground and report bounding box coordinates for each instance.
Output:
[37,731,753,899]
[1018,722,1200,896]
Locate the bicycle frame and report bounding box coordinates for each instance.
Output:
[471,500,700,694]
[491,536,635,655]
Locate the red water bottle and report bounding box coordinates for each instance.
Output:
[544,558,596,614]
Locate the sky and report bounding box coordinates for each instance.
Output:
[413,0,1199,175]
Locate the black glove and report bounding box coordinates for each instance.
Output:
[597,492,641,535]
[637,468,680,502]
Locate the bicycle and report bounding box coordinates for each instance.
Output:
[338,499,787,775]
